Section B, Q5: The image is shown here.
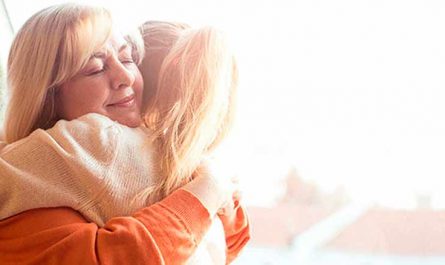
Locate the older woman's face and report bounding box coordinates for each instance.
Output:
[56,32,143,128]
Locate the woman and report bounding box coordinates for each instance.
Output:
[0,4,249,265]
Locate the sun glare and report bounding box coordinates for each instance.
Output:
[4,0,445,209]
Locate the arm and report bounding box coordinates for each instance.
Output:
[0,189,211,265]
[0,113,153,224]
[186,160,251,264]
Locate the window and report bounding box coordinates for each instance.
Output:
[3,1,445,264]
[0,0,13,122]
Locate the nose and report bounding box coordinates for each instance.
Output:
[110,58,135,90]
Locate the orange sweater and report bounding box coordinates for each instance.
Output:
[0,114,228,264]
[0,189,250,265]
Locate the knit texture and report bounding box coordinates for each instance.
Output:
[0,113,226,264]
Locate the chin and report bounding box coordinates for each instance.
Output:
[120,115,142,128]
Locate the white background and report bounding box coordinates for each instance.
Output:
[3,0,445,208]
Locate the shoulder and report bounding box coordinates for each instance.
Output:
[50,113,153,164]
[52,113,121,134]
[53,113,149,140]
[43,113,121,157]
[0,114,118,156]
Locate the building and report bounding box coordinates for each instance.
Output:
[233,168,445,265]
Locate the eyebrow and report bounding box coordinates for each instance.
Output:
[91,43,131,59]
[92,51,108,60]
[118,43,131,53]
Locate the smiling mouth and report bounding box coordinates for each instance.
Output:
[108,94,136,108]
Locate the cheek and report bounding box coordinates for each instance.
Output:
[57,81,109,120]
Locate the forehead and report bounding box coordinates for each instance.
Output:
[109,31,128,49]
[96,31,129,54]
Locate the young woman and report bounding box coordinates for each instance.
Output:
[0,4,249,265]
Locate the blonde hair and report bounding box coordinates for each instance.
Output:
[4,4,113,143]
[139,21,238,203]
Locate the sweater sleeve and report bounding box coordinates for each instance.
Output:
[0,113,138,224]
[0,189,211,265]
[218,199,251,264]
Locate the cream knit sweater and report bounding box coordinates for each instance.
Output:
[0,113,225,265]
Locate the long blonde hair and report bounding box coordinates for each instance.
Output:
[139,21,238,203]
[4,4,113,143]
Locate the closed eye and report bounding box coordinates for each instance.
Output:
[120,57,134,64]
[86,67,105,76]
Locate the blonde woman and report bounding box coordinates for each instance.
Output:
[0,4,249,265]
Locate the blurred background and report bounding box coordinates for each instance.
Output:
[1,0,445,264]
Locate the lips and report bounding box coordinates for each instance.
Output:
[108,94,136,107]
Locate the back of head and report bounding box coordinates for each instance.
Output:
[4,3,112,143]
[139,21,238,202]
[139,21,190,110]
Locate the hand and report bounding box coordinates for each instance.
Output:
[182,158,239,217]
[216,177,242,216]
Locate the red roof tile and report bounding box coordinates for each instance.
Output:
[247,204,335,248]
[325,207,445,256]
